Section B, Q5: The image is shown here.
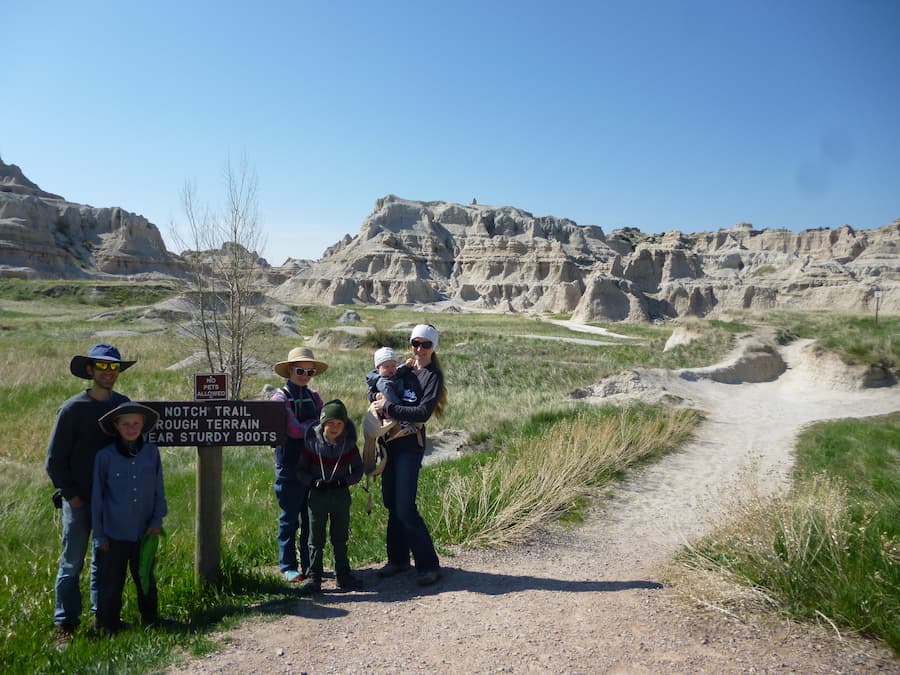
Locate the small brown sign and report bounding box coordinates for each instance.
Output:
[194,373,228,400]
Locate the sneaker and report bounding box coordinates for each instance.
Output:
[376,562,411,578]
[416,568,442,586]
[283,569,304,582]
[336,573,362,591]
[298,576,321,596]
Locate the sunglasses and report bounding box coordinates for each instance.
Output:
[410,340,433,350]
[93,361,121,371]
[293,367,316,377]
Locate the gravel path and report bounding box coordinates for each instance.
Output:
[169,338,900,674]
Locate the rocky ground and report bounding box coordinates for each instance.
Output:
[167,334,900,674]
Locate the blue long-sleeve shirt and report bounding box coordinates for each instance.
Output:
[92,439,167,546]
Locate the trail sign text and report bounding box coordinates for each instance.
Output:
[142,401,285,447]
[194,373,228,400]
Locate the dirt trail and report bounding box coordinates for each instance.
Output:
[169,337,900,674]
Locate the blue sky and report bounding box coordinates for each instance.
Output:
[3,1,898,264]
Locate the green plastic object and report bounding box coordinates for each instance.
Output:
[138,529,165,594]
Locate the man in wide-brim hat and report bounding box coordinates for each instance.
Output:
[69,343,136,379]
[46,343,135,642]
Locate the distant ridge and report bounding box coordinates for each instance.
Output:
[1,162,897,321]
[271,194,899,319]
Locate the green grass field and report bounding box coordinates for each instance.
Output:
[677,413,900,654]
[1,282,896,671]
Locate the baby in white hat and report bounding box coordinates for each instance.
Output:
[366,347,410,410]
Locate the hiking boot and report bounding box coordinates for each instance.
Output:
[376,562,410,578]
[54,622,76,647]
[416,568,442,586]
[336,573,362,591]
[298,575,321,596]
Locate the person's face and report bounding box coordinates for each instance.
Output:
[289,361,317,385]
[410,338,434,363]
[377,360,398,377]
[322,418,344,442]
[114,413,144,442]
[88,360,122,390]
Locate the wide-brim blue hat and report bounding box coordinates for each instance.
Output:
[98,402,160,436]
[69,343,136,379]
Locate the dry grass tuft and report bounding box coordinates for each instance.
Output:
[441,406,698,547]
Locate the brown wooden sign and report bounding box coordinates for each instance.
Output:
[194,373,228,400]
[141,401,286,447]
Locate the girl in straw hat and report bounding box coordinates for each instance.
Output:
[270,347,327,582]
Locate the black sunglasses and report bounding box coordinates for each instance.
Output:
[93,361,121,371]
[410,340,433,349]
[293,367,316,377]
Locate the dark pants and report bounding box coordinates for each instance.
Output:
[96,538,158,630]
[275,478,310,574]
[307,487,352,577]
[380,446,440,572]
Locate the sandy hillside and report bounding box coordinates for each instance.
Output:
[168,333,900,674]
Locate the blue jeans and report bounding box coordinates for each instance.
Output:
[380,446,440,572]
[54,500,100,627]
[274,478,309,574]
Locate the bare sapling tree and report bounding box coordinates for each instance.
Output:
[171,157,268,399]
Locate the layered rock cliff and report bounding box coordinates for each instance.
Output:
[0,159,186,279]
[272,195,899,320]
[2,160,896,322]
[271,195,615,311]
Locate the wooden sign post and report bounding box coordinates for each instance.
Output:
[194,373,226,586]
[142,391,286,587]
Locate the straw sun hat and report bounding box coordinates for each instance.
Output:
[273,347,329,379]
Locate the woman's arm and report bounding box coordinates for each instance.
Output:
[383,368,442,423]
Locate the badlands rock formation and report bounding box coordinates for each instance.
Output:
[271,194,899,320]
[2,160,897,322]
[272,195,611,312]
[0,159,186,279]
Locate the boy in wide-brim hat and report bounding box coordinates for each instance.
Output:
[92,402,167,634]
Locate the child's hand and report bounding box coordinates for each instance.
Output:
[406,358,414,367]
[145,527,161,536]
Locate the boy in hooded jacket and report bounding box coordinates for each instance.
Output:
[296,399,364,594]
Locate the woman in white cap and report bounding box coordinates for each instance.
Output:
[371,323,447,586]
[270,347,328,582]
